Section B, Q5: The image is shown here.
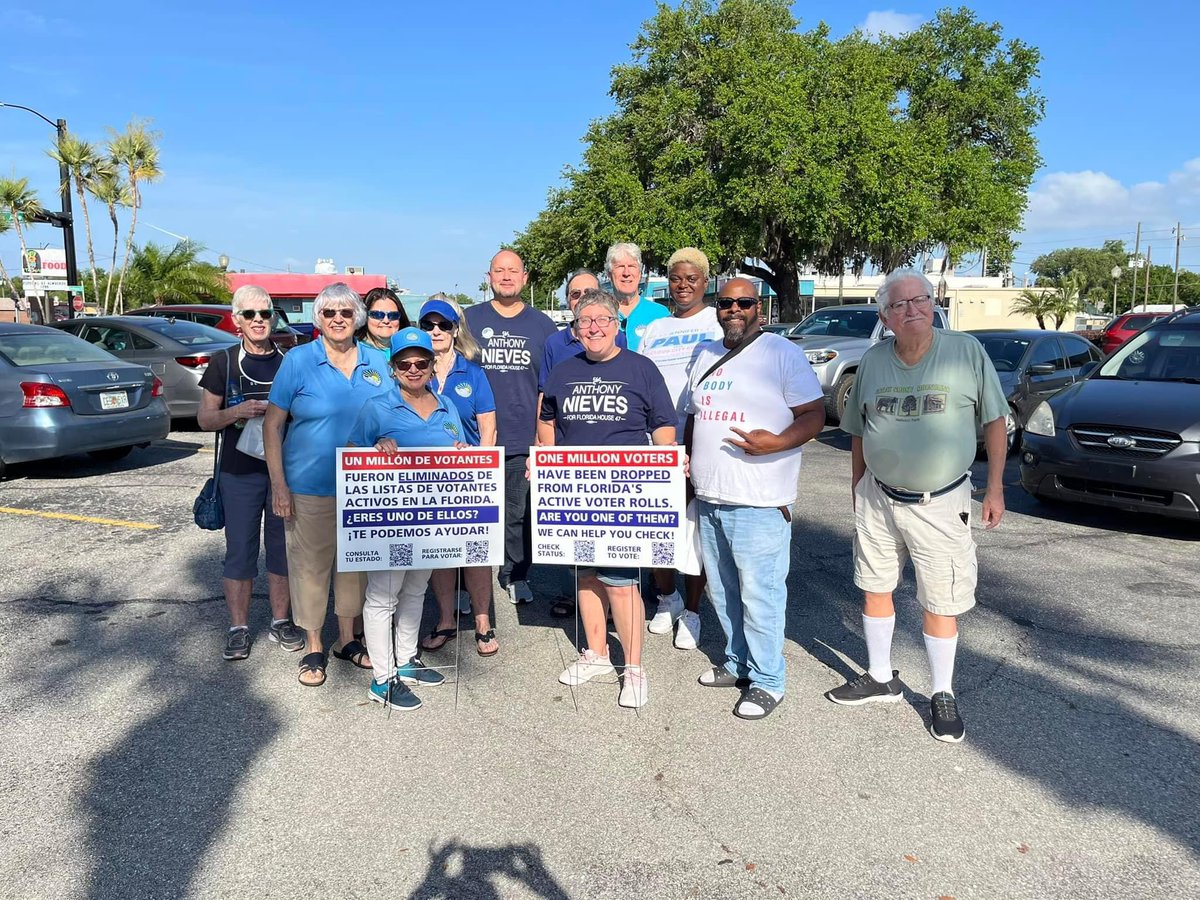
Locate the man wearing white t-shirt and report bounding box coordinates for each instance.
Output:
[638,247,722,650]
[685,278,825,720]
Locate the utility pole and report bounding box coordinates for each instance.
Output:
[1173,222,1183,309]
[1143,245,1152,308]
[1129,221,1141,310]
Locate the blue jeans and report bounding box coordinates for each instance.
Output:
[697,500,792,694]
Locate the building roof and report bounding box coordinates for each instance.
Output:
[226,272,386,298]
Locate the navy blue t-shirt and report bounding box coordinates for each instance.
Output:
[540,349,676,447]
[465,302,558,456]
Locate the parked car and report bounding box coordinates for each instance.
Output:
[1020,307,1200,520]
[788,303,951,421]
[0,324,170,479]
[289,321,319,341]
[763,322,803,337]
[52,316,238,418]
[125,303,309,350]
[968,329,1105,452]
[1099,311,1173,355]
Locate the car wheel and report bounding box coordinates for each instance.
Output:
[832,371,856,422]
[1005,409,1019,455]
[88,446,133,462]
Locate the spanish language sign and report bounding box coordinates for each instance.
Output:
[530,445,687,570]
[336,447,504,572]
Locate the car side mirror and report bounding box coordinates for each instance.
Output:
[1028,363,1055,376]
[1079,361,1098,378]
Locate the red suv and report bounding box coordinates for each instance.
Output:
[1101,311,1173,355]
[126,304,309,351]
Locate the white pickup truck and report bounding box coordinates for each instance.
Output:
[788,303,951,421]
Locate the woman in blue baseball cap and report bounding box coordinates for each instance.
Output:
[417,294,501,658]
[346,326,465,711]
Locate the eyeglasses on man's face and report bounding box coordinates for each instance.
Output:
[715,297,758,311]
[368,310,403,322]
[238,309,273,321]
[576,315,617,329]
[320,307,356,320]
[886,296,932,314]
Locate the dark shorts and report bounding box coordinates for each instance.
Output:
[219,470,287,580]
[579,566,640,588]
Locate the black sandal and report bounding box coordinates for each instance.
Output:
[298,651,327,687]
[549,597,575,618]
[734,687,782,720]
[331,639,371,670]
[475,629,499,657]
[421,627,457,652]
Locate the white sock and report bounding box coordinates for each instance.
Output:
[229,625,248,633]
[738,688,783,716]
[863,614,895,684]
[924,632,958,696]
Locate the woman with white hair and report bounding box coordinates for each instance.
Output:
[264,282,393,687]
[198,284,301,662]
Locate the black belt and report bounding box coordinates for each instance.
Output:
[874,473,969,505]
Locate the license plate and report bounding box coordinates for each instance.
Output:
[100,390,129,410]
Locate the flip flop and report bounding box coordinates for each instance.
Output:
[298,651,327,687]
[421,627,457,652]
[475,629,499,657]
[331,639,371,670]
[549,597,575,618]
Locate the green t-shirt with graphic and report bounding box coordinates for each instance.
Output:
[841,330,1008,492]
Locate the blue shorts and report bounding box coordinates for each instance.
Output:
[219,470,288,580]
[579,566,639,588]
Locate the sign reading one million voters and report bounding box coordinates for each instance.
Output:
[336,447,504,571]
[530,445,687,569]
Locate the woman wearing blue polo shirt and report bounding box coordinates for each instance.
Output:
[416,295,501,657]
[264,283,392,687]
[348,327,465,711]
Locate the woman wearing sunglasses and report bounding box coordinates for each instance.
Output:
[539,288,677,709]
[347,327,465,710]
[413,294,501,658]
[356,287,411,352]
[198,285,301,662]
[264,283,393,687]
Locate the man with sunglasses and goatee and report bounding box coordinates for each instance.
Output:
[684,278,824,721]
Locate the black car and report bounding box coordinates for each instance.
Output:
[1019,308,1200,520]
[968,329,1104,452]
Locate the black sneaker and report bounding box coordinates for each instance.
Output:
[223,627,251,661]
[268,618,305,652]
[825,670,903,705]
[929,691,965,743]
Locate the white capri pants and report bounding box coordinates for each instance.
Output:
[363,568,433,684]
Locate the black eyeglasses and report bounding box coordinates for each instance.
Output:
[393,358,431,372]
[320,307,356,320]
[420,319,454,333]
[716,297,758,311]
[368,310,403,322]
[238,309,273,321]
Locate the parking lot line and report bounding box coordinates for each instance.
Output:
[0,507,160,530]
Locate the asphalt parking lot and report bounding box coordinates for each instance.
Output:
[1,426,1197,899]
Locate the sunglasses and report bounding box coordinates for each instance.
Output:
[420,319,455,333]
[716,297,758,311]
[567,289,587,301]
[238,309,273,321]
[320,307,356,320]
[368,310,403,322]
[393,358,431,372]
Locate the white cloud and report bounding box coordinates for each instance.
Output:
[858,10,924,40]
[1024,159,1200,232]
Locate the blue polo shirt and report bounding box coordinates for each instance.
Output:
[430,352,496,447]
[539,327,627,392]
[268,340,393,496]
[347,387,465,449]
[620,298,671,352]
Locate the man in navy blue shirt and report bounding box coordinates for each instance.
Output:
[465,250,558,605]
[538,269,628,393]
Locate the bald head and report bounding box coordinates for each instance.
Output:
[718,277,758,297]
[488,249,528,302]
[716,277,761,347]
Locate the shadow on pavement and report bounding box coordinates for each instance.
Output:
[407,840,570,900]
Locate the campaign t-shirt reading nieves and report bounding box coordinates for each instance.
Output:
[539,325,627,392]
[540,350,676,447]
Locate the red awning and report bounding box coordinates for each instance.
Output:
[226,272,386,299]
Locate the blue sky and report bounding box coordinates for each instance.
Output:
[3,1,1200,299]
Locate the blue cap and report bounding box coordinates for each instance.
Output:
[390,327,434,358]
[418,299,459,324]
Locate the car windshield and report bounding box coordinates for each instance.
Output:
[138,317,240,347]
[0,331,116,367]
[792,308,877,338]
[973,336,1031,374]
[1097,325,1200,381]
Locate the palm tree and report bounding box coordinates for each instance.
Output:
[123,241,231,308]
[107,119,162,313]
[0,177,43,315]
[1010,289,1057,330]
[48,133,105,307]
[0,214,15,297]
[88,173,131,314]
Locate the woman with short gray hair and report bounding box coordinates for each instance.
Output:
[264,282,393,686]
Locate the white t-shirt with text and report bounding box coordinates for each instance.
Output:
[637,306,722,437]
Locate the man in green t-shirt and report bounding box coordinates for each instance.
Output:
[825,269,1008,744]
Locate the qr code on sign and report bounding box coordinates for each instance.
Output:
[651,541,674,566]
[465,540,489,564]
[389,543,413,567]
[574,539,595,564]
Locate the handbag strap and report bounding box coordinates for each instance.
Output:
[211,348,234,487]
[695,329,764,386]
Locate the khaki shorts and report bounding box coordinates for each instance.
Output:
[852,475,977,616]
[284,493,366,632]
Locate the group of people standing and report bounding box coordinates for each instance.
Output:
[202,241,1008,742]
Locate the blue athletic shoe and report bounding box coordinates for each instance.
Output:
[367,677,421,711]
[395,656,445,687]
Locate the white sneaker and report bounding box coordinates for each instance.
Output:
[509,581,534,605]
[647,591,682,634]
[619,666,649,708]
[673,610,701,650]
[558,648,615,686]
